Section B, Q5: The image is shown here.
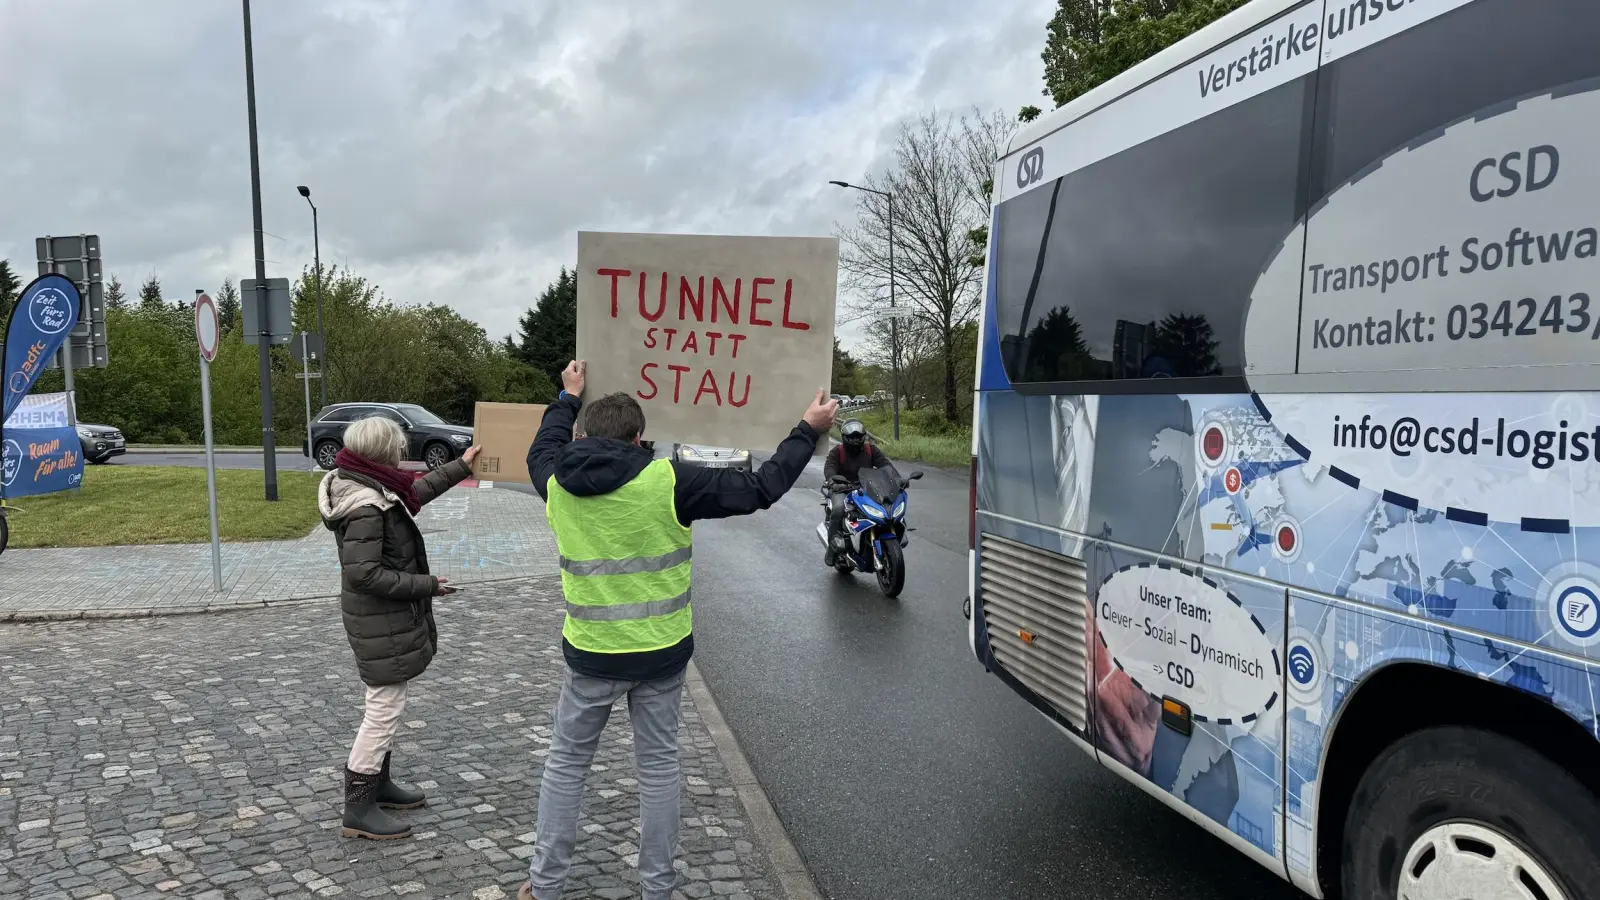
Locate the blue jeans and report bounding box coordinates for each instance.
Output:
[527,666,686,900]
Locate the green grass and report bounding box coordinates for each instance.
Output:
[6,466,322,549]
[842,408,972,469]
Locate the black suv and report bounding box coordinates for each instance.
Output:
[305,402,474,471]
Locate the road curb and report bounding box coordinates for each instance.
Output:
[0,574,560,624]
[684,660,822,900]
[125,446,268,455]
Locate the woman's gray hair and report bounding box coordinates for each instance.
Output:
[343,416,405,468]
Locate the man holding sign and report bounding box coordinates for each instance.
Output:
[519,359,837,900]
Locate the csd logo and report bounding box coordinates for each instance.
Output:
[1016,147,1044,189]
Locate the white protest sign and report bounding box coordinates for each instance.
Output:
[575,232,838,451]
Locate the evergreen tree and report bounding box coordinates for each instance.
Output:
[138,274,164,311]
[831,337,860,395]
[1023,306,1097,381]
[514,267,577,387]
[1150,312,1221,377]
[0,260,19,311]
[105,275,127,311]
[216,280,241,332]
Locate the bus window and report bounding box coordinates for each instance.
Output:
[992,74,1314,392]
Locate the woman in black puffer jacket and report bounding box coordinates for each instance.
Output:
[318,415,476,840]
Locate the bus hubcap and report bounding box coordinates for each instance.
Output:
[1399,822,1564,900]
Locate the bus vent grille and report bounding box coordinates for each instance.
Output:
[978,533,1089,731]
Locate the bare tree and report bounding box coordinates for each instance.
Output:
[836,109,1018,421]
[857,316,942,411]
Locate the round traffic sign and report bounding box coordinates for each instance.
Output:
[194,293,219,362]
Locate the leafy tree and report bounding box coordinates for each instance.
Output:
[1150,312,1221,376]
[105,276,127,311]
[138,275,164,312]
[514,267,577,388]
[1043,0,1248,108]
[34,262,553,446]
[216,279,241,332]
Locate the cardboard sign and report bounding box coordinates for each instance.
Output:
[576,232,838,452]
[470,401,548,485]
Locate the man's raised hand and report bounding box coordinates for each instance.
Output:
[803,388,840,434]
[562,360,586,398]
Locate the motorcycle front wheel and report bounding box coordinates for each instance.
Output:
[876,539,905,598]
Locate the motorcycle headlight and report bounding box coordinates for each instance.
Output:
[893,500,906,517]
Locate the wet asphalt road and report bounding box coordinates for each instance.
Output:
[689,456,1304,900]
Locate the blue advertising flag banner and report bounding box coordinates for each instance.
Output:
[2,426,83,498]
[3,274,81,423]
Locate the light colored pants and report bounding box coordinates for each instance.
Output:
[348,681,408,775]
[527,666,686,900]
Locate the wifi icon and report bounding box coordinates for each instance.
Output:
[1288,643,1317,687]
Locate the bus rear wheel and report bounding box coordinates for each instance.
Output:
[1341,726,1600,900]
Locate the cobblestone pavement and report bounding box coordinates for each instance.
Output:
[0,578,781,900]
[0,486,558,620]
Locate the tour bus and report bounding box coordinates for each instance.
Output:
[966,0,1600,896]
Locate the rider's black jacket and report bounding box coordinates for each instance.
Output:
[823,441,892,483]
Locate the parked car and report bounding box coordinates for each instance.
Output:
[852,395,869,405]
[75,422,126,464]
[305,402,473,470]
[671,443,752,472]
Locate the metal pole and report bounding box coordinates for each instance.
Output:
[311,204,326,408]
[888,197,900,442]
[301,333,314,472]
[242,0,278,501]
[200,355,222,592]
[42,237,79,428]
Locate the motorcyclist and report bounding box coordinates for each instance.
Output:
[822,419,894,565]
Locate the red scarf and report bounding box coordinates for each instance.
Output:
[334,448,421,515]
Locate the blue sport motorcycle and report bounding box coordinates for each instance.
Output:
[816,465,923,598]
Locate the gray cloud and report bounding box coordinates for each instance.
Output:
[0,0,1050,343]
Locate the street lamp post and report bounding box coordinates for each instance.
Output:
[296,185,327,408]
[242,0,278,502]
[830,180,900,440]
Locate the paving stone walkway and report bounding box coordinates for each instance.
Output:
[0,578,780,900]
[0,485,558,620]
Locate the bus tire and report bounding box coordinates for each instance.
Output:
[1341,725,1600,900]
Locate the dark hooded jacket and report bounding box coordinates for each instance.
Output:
[319,458,472,686]
[528,394,820,681]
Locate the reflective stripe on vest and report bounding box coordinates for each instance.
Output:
[545,458,693,654]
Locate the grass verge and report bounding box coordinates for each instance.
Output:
[6,466,322,549]
[842,408,971,469]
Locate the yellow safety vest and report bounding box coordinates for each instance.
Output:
[545,458,693,653]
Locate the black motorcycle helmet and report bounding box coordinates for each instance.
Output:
[840,419,867,449]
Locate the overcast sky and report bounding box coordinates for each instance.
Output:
[0,0,1050,348]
